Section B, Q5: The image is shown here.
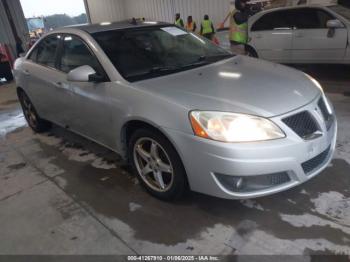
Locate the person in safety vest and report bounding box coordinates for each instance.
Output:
[200,15,215,40]
[229,0,249,55]
[175,13,184,27]
[185,16,197,32]
[220,0,249,55]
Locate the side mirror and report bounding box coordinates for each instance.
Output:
[327,19,344,29]
[67,65,97,82]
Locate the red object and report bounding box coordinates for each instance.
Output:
[0,43,14,68]
[212,36,220,46]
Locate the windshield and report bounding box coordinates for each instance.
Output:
[92,26,233,82]
[329,5,350,20]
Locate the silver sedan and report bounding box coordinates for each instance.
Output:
[13,20,337,200]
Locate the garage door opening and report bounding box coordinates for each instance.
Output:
[20,0,88,47]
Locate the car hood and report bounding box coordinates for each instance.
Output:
[136,56,321,118]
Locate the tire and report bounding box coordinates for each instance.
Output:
[246,46,258,58]
[4,71,13,82]
[129,128,188,201]
[18,90,52,133]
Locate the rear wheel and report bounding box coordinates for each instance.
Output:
[18,91,51,133]
[129,128,187,201]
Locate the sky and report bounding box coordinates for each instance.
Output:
[20,0,86,18]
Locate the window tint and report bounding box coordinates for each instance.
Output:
[28,46,38,61]
[251,11,293,31]
[92,26,232,82]
[35,35,60,67]
[292,8,334,29]
[59,35,102,74]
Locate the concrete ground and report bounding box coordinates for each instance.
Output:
[1,65,350,257]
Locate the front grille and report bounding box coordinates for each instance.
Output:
[301,146,331,175]
[318,97,333,130]
[283,111,320,139]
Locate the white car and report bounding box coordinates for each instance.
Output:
[218,5,350,64]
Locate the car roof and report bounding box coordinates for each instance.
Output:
[256,4,332,16]
[62,19,172,34]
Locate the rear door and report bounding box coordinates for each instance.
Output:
[23,34,69,125]
[291,8,348,63]
[250,10,294,62]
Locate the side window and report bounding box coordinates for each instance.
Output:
[59,35,102,74]
[251,11,293,31]
[35,35,60,68]
[293,8,335,29]
[316,9,335,28]
[28,46,38,62]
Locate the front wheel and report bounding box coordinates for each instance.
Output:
[246,46,258,58]
[18,91,51,133]
[129,128,188,201]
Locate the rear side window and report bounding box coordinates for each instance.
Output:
[251,10,294,31]
[35,35,60,68]
[59,35,102,74]
[292,8,335,29]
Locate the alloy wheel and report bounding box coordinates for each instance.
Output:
[133,137,174,192]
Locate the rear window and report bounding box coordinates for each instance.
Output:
[251,10,294,31]
[30,34,60,68]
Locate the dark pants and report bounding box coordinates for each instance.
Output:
[0,61,13,81]
[203,33,214,40]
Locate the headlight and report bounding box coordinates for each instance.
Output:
[190,111,285,142]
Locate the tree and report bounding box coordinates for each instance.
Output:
[43,13,88,30]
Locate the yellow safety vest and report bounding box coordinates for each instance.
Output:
[175,18,183,27]
[230,11,248,44]
[201,20,214,35]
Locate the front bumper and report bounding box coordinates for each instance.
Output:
[164,96,337,199]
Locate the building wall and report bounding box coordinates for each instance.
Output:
[0,0,27,59]
[87,0,230,26]
[84,0,339,24]
[86,0,125,23]
[124,0,230,27]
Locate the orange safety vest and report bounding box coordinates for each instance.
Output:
[186,22,196,32]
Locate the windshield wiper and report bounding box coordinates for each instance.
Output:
[126,56,232,81]
[199,54,234,62]
[149,65,182,73]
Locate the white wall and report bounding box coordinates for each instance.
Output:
[87,0,230,26]
[86,0,340,24]
[86,0,125,23]
[125,0,230,27]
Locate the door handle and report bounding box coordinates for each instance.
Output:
[23,70,30,76]
[295,32,303,38]
[255,34,262,39]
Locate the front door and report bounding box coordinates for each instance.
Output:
[57,34,114,148]
[291,8,348,63]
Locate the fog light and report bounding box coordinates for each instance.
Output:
[234,177,244,189]
[215,172,291,193]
